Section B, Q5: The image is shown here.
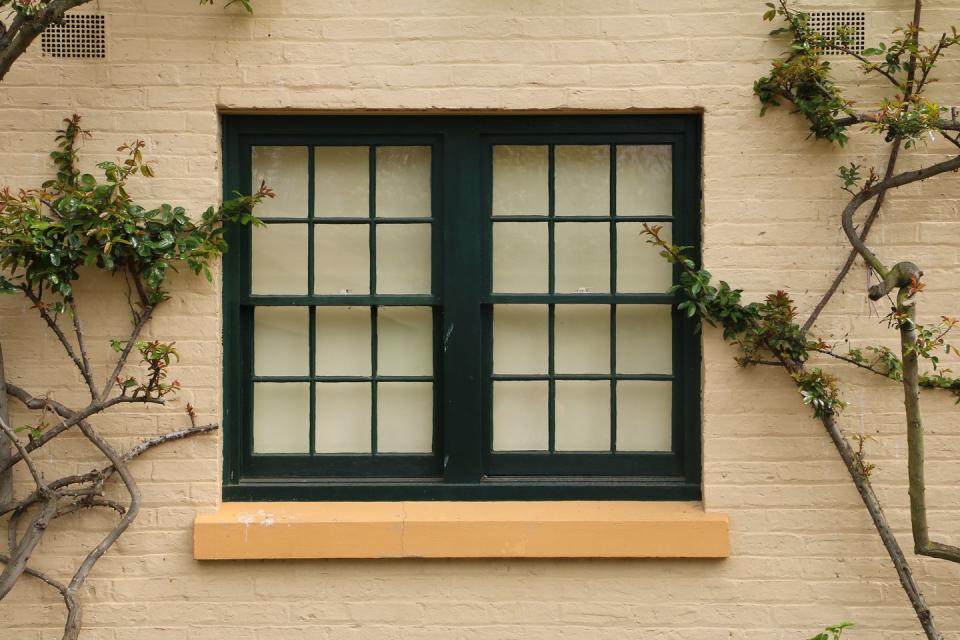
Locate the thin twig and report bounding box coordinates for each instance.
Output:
[67,300,100,403]
[20,286,100,401]
[0,414,46,491]
[940,131,960,150]
[812,347,895,379]
[100,304,154,400]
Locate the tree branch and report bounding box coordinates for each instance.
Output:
[63,420,141,640]
[0,385,163,475]
[834,113,960,132]
[0,0,94,82]
[803,139,902,331]
[840,154,960,279]
[0,497,58,600]
[0,552,67,597]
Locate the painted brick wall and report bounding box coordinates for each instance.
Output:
[2,0,960,638]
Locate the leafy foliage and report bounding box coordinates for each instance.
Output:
[111,339,181,399]
[793,368,848,418]
[756,1,960,149]
[755,2,855,144]
[0,115,270,306]
[808,622,853,640]
[641,224,845,415]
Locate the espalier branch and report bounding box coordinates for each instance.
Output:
[0,115,268,640]
[646,2,960,638]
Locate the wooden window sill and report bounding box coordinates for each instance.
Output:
[194,501,729,559]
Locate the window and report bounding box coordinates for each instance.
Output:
[221,115,701,501]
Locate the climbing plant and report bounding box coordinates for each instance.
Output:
[647,2,960,638]
[0,115,268,639]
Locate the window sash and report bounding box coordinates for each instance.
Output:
[221,115,702,501]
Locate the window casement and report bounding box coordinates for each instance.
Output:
[221,115,702,502]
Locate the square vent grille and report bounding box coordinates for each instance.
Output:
[808,11,866,55]
[40,14,106,59]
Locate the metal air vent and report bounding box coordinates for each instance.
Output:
[808,11,866,55]
[40,14,106,59]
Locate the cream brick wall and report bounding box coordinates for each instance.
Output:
[2,0,960,638]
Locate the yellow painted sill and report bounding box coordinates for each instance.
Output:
[194,501,729,560]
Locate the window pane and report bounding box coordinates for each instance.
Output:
[314,224,370,295]
[253,382,309,453]
[251,146,308,218]
[617,222,673,293]
[315,146,369,218]
[492,222,548,293]
[254,307,308,376]
[555,304,609,374]
[555,380,610,451]
[251,224,307,295]
[377,382,433,453]
[376,224,431,294]
[617,305,672,374]
[315,306,371,376]
[376,146,431,218]
[555,222,609,293]
[493,305,548,375]
[555,145,609,216]
[616,145,672,216]
[492,381,548,451]
[617,380,672,451]
[378,306,433,376]
[493,145,548,216]
[315,382,371,453]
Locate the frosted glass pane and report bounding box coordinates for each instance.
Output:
[555,380,610,451]
[555,305,609,374]
[492,222,548,293]
[314,224,369,295]
[618,222,673,293]
[492,381,548,451]
[315,382,371,453]
[376,224,431,294]
[493,305,548,375]
[617,305,673,374]
[251,224,307,294]
[315,306,371,376]
[555,145,609,216]
[254,307,308,376]
[378,306,433,376]
[253,383,309,453]
[555,222,609,293]
[376,146,431,218]
[617,381,672,451]
[251,146,308,218]
[617,145,672,215]
[377,382,433,453]
[493,145,548,216]
[315,146,369,218]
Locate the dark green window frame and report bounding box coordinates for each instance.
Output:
[222,114,702,502]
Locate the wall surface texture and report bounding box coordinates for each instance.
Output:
[2,0,960,638]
